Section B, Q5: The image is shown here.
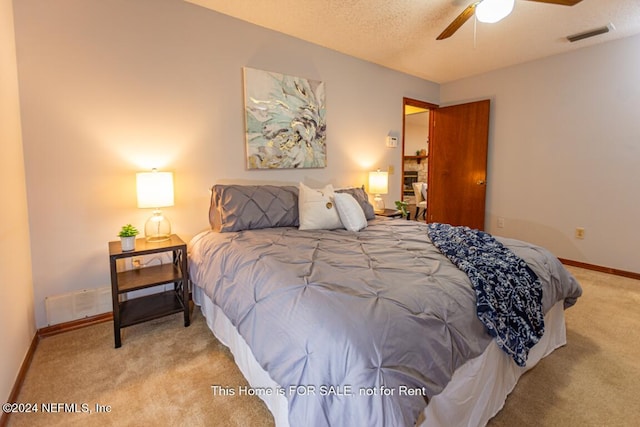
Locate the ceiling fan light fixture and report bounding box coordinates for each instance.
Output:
[476,0,515,24]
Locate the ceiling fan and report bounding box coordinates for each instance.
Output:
[436,0,584,40]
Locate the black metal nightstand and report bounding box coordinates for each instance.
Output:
[108,234,190,348]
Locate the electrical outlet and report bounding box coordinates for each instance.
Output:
[497,217,505,228]
[388,165,394,175]
[575,227,585,239]
[132,257,143,268]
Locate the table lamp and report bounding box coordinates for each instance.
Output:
[136,168,174,242]
[369,169,389,213]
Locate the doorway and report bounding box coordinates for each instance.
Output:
[402,98,437,220]
[401,97,490,230]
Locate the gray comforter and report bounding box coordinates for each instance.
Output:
[189,219,582,427]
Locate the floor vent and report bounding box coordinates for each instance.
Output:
[45,287,112,326]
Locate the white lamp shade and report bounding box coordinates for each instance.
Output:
[369,170,389,195]
[136,170,174,208]
[476,0,515,24]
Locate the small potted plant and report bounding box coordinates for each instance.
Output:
[118,224,139,251]
[394,201,409,219]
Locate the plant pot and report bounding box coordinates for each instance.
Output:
[120,236,136,252]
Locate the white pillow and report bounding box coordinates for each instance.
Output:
[298,183,343,230]
[333,193,368,232]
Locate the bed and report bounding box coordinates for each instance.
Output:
[189,184,582,427]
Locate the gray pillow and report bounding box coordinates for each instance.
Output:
[209,185,300,232]
[336,186,376,220]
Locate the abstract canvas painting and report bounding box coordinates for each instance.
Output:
[243,67,326,169]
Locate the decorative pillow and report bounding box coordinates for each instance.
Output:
[335,186,376,220]
[298,183,343,230]
[209,185,299,232]
[333,193,368,232]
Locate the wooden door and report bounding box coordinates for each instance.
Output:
[427,100,490,230]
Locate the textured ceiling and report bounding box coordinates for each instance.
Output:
[185,0,640,83]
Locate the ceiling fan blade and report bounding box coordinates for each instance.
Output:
[436,2,481,41]
[524,0,583,5]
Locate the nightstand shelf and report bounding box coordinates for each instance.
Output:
[119,290,185,327]
[108,234,190,348]
[116,263,182,293]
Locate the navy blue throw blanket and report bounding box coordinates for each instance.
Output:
[427,223,544,367]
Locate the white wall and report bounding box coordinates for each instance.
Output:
[442,34,640,274]
[13,0,439,328]
[0,0,35,403]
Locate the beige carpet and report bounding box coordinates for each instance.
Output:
[489,266,640,427]
[8,266,640,427]
[8,309,274,427]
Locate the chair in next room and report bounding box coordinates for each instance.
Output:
[412,182,427,221]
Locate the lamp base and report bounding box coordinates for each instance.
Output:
[373,195,385,213]
[145,210,171,242]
